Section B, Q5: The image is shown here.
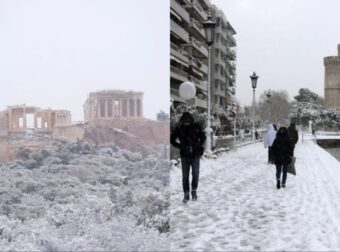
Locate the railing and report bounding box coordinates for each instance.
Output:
[193,97,207,109]
[228,33,237,47]
[170,19,190,43]
[170,43,190,63]
[170,66,188,82]
[190,0,207,20]
[190,17,205,38]
[227,47,236,60]
[189,36,208,58]
[214,89,226,97]
[170,0,190,24]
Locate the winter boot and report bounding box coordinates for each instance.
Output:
[276,180,281,189]
[191,190,197,201]
[183,192,190,203]
[282,182,286,188]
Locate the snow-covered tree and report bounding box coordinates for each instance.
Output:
[290,88,340,130]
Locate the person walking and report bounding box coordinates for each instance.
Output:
[264,124,277,164]
[170,112,206,203]
[288,122,299,156]
[271,127,293,189]
[239,129,245,143]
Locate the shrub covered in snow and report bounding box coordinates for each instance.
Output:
[0,139,170,250]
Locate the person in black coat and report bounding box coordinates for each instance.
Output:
[271,127,293,189]
[288,123,299,156]
[170,112,206,202]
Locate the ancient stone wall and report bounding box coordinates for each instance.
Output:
[53,125,85,141]
[86,119,169,145]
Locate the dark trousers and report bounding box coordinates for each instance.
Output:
[181,157,200,194]
[292,145,295,157]
[268,147,274,163]
[276,163,288,184]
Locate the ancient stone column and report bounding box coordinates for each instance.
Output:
[23,107,27,129]
[97,97,101,119]
[105,99,108,118]
[34,112,37,129]
[8,108,12,131]
[119,99,123,117]
[126,99,130,117]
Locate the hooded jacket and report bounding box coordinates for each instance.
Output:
[271,127,293,165]
[170,112,206,158]
[264,124,277,148]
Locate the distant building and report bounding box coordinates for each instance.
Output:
[210,5,237,114]
[83,90,144,121]
[0,104,71,136]
[324,44,340,107]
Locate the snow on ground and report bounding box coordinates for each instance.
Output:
[0,140,170,251]
[170,138,340,251]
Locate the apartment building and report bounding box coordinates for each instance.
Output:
[170,0,236,114]
[210,5,237,115]
[170,0,210,112]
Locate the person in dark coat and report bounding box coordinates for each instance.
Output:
[288,123,299,156]
[271,127,293,189]
[170,112,206,202]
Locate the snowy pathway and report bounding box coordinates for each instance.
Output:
[170,139,340,251]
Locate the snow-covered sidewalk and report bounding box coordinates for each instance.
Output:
[170,139,340,251]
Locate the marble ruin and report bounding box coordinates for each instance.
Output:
[83,90,144,121]
[0,105,71,136]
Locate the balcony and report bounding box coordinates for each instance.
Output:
[171,88,186,103]
[189,17,205,39]
[170,19,190,43]
[216,55,225,67]
[170,43,190,64]
[193,97,207,109]
[198,0,210,9]
[227,47,236,60]
[189,36,208,58]
[170,0,190,24]
[229,87,236,95]
[214,88,226,97]
[228,33,237,47]
[192,76,207,93]
[190,58,208,75]
[189,0,207,21]
[170,65,188,82]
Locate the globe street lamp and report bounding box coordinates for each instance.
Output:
[203,11,216,154]
[250,72,259,141]
[266,90,271,122]
[179,81,196,110]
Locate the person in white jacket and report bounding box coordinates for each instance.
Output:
[264,124,277,164]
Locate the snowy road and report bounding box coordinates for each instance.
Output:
[170,139,340,251]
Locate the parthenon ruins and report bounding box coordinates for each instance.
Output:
[0,105,71,136]
[83,90,144,121]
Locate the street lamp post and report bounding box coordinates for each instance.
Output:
[203,11,216,154]
[266,90,271,123]
[250,72,259,142]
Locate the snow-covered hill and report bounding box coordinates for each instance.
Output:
[0,140,170,251]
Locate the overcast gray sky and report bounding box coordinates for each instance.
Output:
[0,0,169,121]
[212,0,340,106]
